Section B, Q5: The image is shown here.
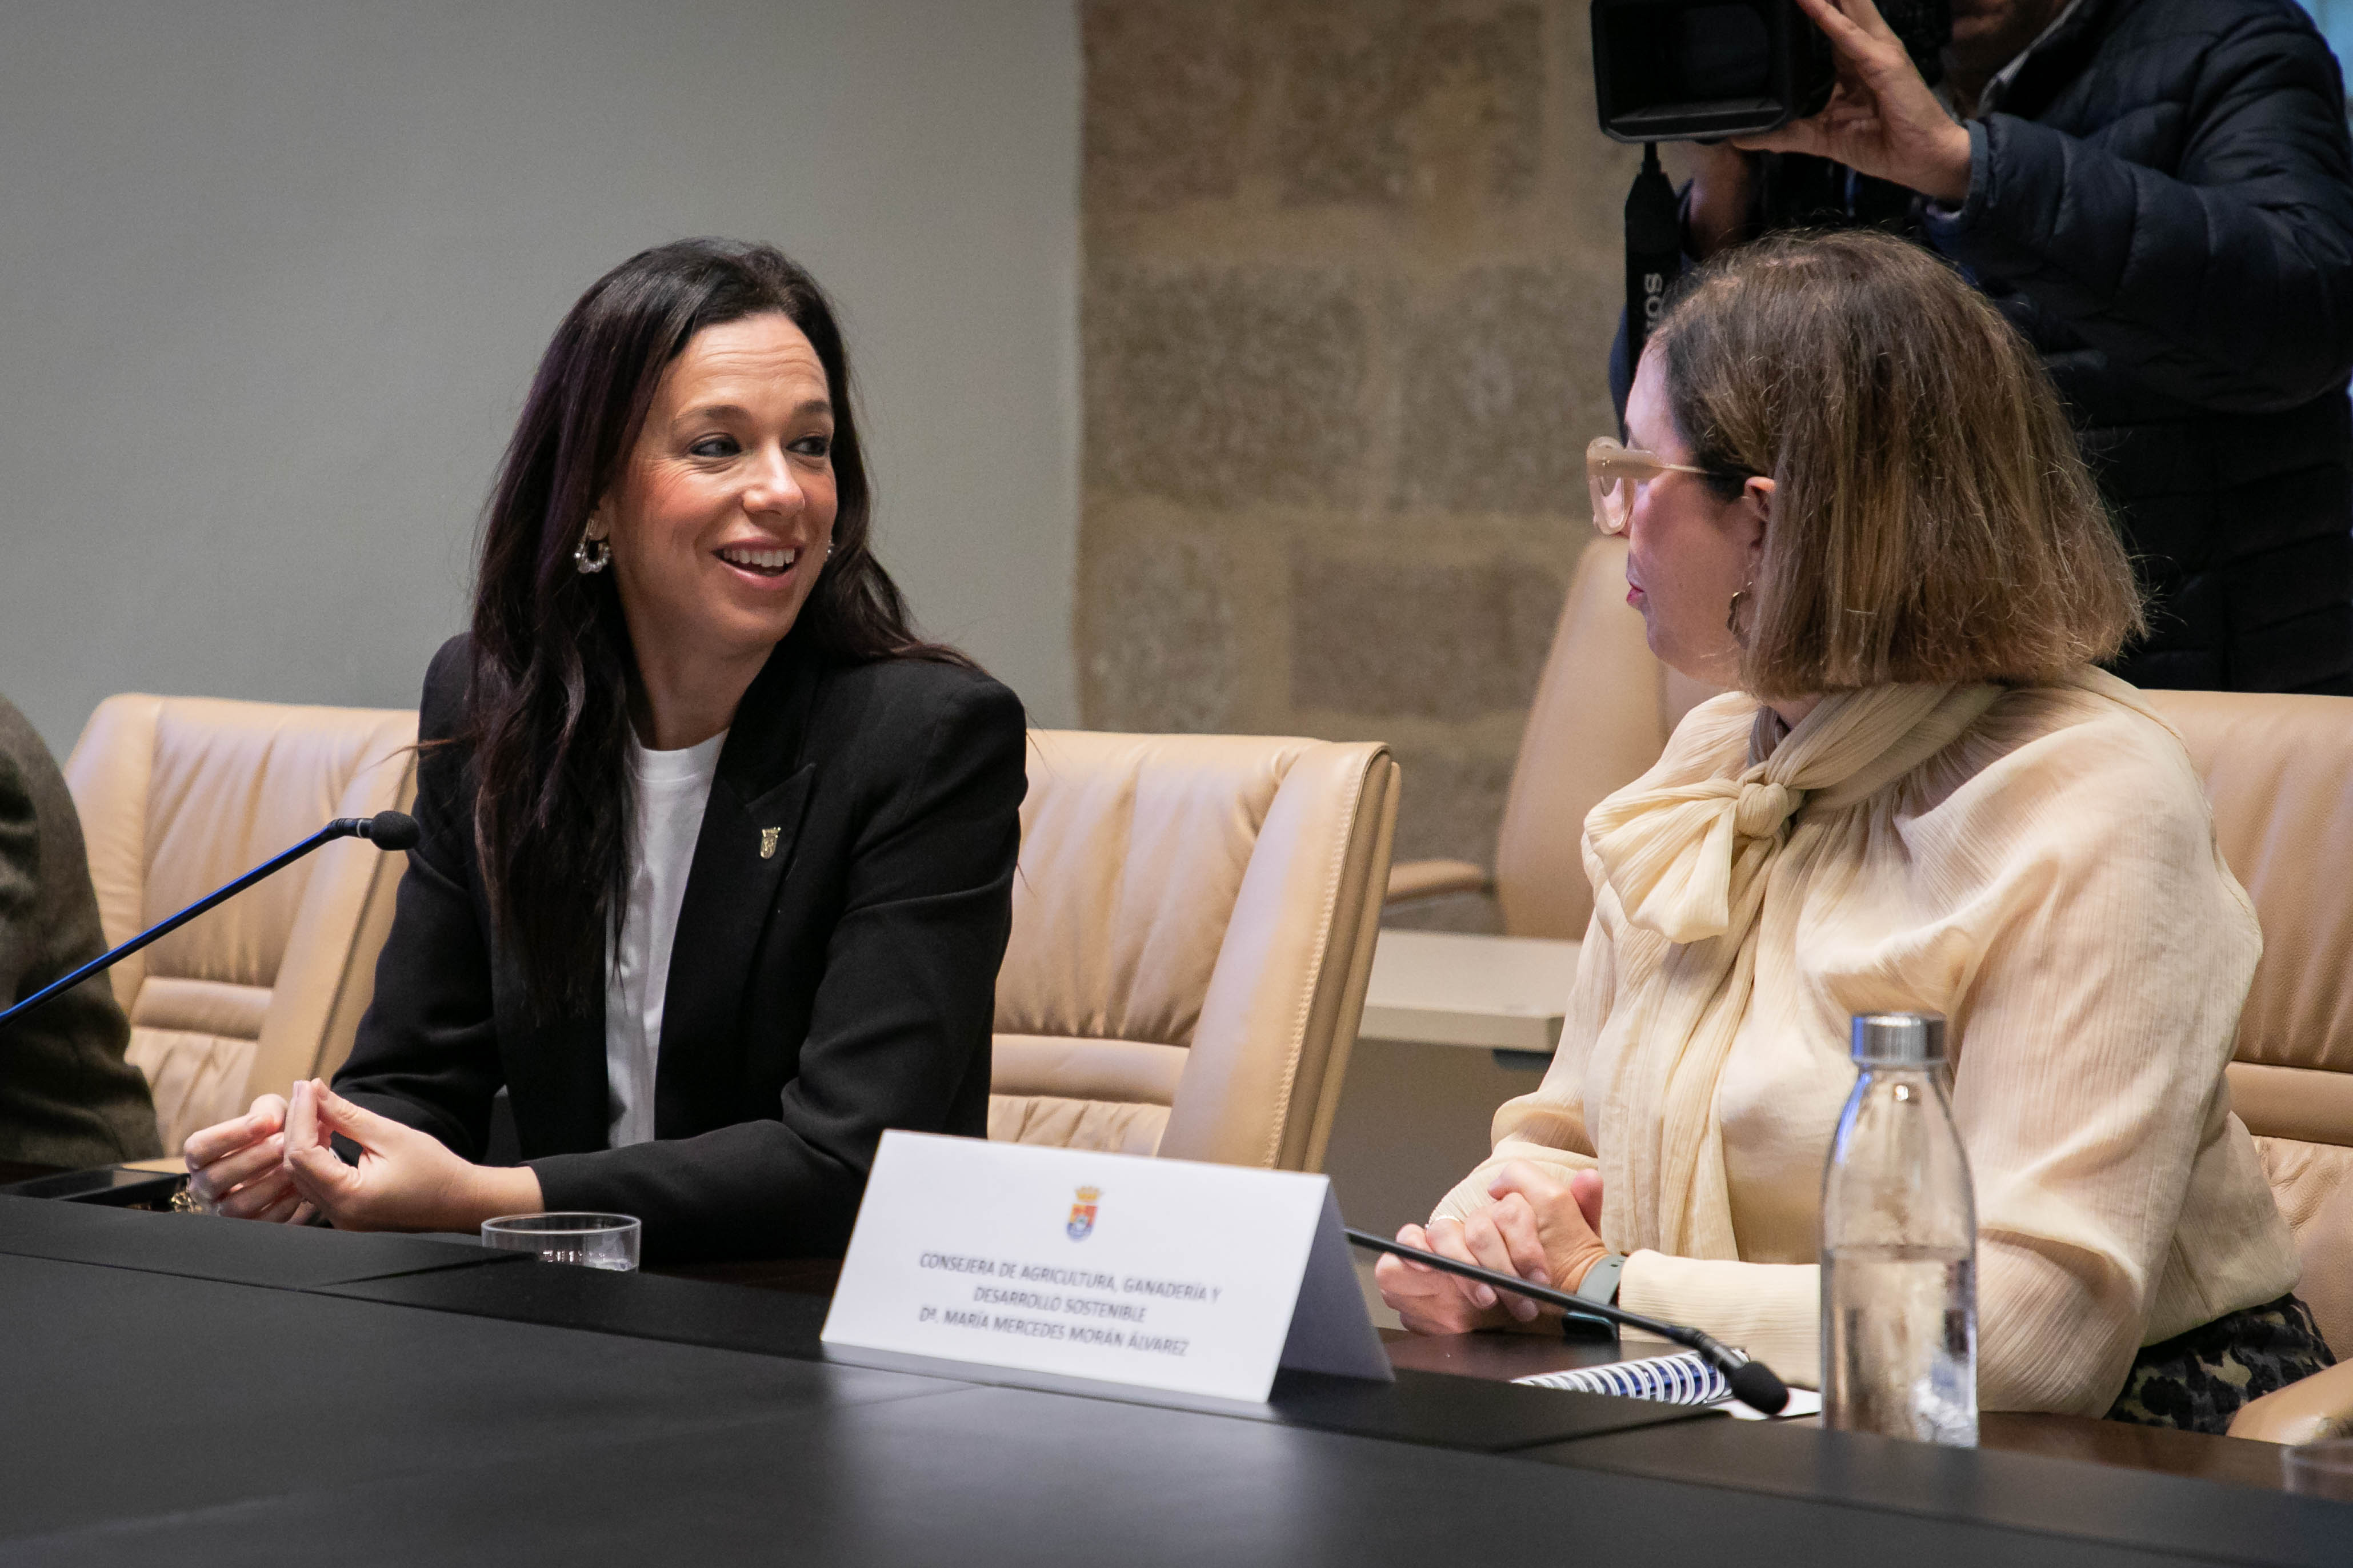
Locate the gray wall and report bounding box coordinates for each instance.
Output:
[0,0,1079,756]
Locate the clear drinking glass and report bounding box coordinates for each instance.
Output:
[1820,1012,1979,1447]
[2282,1438,2353,1502]
[481,1212,641,1272]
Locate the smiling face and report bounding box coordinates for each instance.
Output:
[1619,351,1772,689]
[593,311,837,712]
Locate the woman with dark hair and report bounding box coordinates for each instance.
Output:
[179,239,1025,1262]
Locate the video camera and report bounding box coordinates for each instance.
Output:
[1590,0,1950,143]
[1591,0,1952,379]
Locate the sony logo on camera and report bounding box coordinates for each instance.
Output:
[1590,0,1950,145]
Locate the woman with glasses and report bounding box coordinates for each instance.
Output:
[1376,228,2331,1431]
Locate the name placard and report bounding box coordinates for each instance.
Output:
[821,1130,1391,1403]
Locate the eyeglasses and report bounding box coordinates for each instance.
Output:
[1587,436,1719,536]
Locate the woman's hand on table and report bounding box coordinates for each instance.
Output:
[183,1094,315,1224]
[279,1078,542,1233]
[1375,1165,1611,1335]
[1375,1218,1514,1334]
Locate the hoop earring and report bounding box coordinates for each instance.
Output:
[574,531,611,575]
[1726,587,1750,637]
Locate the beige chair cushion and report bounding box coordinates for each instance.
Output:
[2150,690,2353,1361]
[65,695,417,1153]
[987,1034,1184,1155]
[1386,537,1720,933]
[993,731,1396,1171]
[2251,1134,2353,1364]
[2147,692,2353,1076]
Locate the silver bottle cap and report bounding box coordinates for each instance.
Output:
[1850,1011,1947,1066]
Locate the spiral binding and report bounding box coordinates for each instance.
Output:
[1513,1351,1732,1406]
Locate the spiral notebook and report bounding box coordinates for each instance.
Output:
[1514,1352,1821,1419]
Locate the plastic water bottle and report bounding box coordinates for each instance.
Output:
[1820,1012,1978,1446]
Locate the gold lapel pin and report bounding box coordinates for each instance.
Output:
[759,826,781,860]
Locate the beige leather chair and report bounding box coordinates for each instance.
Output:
[64,696,418,1156]
[990,731,1398,1171]
[2136,691,2353,1442]
[1386,537,1716,938]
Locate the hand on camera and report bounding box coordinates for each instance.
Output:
[1731,0,1972,207]
[1375,1164,1610,1336]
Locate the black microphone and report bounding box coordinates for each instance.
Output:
[1346,1226,1791,1416]
[0,811,421,1032]
[338,810,421,851]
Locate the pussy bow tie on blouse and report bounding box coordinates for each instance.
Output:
[1579,680,2004,1263]
[1587,682,2003,946]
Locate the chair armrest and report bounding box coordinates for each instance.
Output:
[2227,1360,2353,1444]
[1384,859,1491,904]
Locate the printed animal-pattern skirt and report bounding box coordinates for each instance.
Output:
[2105,1294,2336,1434]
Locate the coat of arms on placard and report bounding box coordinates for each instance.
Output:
[1066,1186,1101,1241]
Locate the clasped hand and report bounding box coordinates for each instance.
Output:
[183,1080,539,1232]
[1374,1163,1611,1336]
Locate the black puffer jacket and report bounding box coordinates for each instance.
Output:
[1624,0,2353,692]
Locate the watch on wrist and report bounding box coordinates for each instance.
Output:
[1576,1252,1626,1305]
[1563,1252,1626,1337]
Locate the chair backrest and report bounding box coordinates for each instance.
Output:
[65,695,418,1154]
[2147,689,2353,1357]
[1492,538,1716,939]
[991,731,1398,1171]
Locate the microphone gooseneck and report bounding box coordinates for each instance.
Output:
[1343,1226,1790,1416]
[0,813,422,1033]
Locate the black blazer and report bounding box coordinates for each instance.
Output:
[335,632,1026,1262]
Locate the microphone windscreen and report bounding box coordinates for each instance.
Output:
[1724,1360,1790,1415]
[367,811,422,851]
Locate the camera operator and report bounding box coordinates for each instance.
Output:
[1619,0,2353,694]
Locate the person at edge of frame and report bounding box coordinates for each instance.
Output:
[1610,0,2353,695]
[0,693,163,1169]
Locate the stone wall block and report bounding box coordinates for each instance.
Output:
[1291,548,1563,720]
[1079,527,1242,734]
[1082,0,1254,213]
[1395,264,1618,515]
[1084,266,1370,508]
[1385,740,1515,868]
[1081,1,1643,891]
[1275,1,1543,209]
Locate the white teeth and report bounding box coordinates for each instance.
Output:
[719,546,797,570]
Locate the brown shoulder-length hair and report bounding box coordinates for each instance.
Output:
[1648,228,2143,700]
[467,238,969,1018]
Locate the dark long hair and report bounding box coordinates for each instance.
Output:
[467,238,963,1017]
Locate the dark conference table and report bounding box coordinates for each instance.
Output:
[0,1195,2342,1567]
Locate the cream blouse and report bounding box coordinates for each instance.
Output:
[1434,673,2299,1416]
